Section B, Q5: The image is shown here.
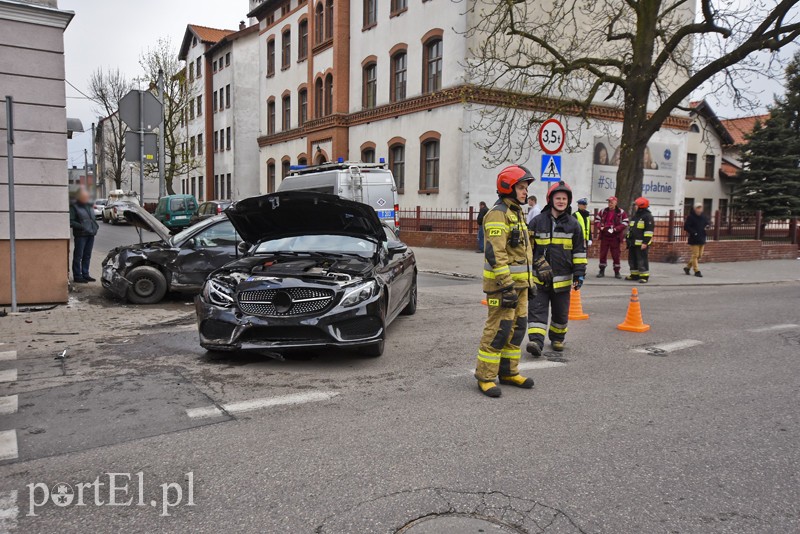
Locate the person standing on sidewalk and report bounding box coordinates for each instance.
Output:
[683,203,710,277]
[476,201,489,253]
[526,181,587,356]
[594,196,628,279]
[625,197,655,284]
[574,198,592,248]
[474,166,537,398]
[69,185,99,283]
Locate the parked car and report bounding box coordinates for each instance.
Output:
[103,200,137,224]
[92,199,107,219]
[101,205,241,304]
[154,194,199,232]
[195,191,417,357]
[190,200,233,225]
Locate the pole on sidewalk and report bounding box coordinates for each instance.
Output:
[83,148,89,191]
[139,89,145,206]
[91,122,97,197]
[157,68,166,199]
[5,96,18,313]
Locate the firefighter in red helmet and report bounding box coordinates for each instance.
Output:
[625,196,655,283]
[474,165,538,398]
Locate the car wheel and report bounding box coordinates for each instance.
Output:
[126,266,168,304]
[400,273,417,316]
[103,214,109,223]
[360,338,385,358]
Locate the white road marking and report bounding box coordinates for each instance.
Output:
[0,491,18,531]
[634,339,703,354]
[186,391,340,419]
[0,396,17,415]
[0,351,16,361]
[0,370,17,383]
[748,324,799,333]
[0,431,18,461]
[463,359,566,377]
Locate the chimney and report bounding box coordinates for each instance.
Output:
[239,20,246,30]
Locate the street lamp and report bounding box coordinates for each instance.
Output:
[129,163,134,190]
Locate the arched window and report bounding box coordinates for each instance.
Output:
[391,50,407,102]
[315,152,327,165]
[281,157,291,179]
[267,160,276,193]
[281,29,291,70]
[361,142,376,163]
[324,73,333,116]
[298,88,308,126]
[282,94,291,130]
[363,62,377,109]
[298,18,309,60]
[315,3,325,44]
[298,156,308,166]
[389,141,405,191]
[267,98,276,134]
[690,123,700,133]
[325,0,334,40]
[420,136,440,191]
[267,37,276,77]
[423,38,443,93]
[363,0,377,28]
[314,78,324,118]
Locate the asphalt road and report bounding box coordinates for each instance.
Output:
[3,240,799,532]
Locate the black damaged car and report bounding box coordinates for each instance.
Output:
[101,205,241,304]
[195,192,417,357]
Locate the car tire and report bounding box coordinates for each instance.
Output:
[400,273,417,316]
[360,338,385,358]
[126,266,168,304]
[103,214,109,223]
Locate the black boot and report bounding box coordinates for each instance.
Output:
[526,342,542,358]
[614,271,622,279]
[683,267,691,275]
[695,271,703,277]
[596,268,605,278]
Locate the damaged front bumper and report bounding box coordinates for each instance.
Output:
[101,264,131,298]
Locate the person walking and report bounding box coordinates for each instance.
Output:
[476,201,489,253]
[526,195,541,227]
[526,181,587,356]
[594,196,628,279]
[683,202,710,277]
[474,165,537,398]
[574,198,592,248]
[625,197,655,284]
[69,185,99,283]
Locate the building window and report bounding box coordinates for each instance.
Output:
[363,0,377,28]
[421,139,440,191]
[282,159,291,178]
[226,174,232,199]
[190,136,196,157]
[192,37,198,47]
[391,51,407,101]
[219,89,224,111]
[197,133,203,155]
[363,63,377,109]
[390,143,405,191]
[225,52,231,66]
[362,147,375,163]
[226,127,231,150]
[314,79,323,118]
[324,73,333,116]
[703,198,713,214]
[282,2,290,15]
[196,57,202,77]
[298,156,308,165]
[315,3,325,44]
[325,0,334,40]
[267,12,274,25]
[391,0,407,15]
[213,175,219,198]
[423,39,443,93]
[267,161,276,193]
[282,95,291,130]
[686,153,697,178]
[214,130,219,152]
[213,91,218,112]
[198,176,204,200]
[683,197,694,214]
[191,176,196,197]
[189,62,194,81]
[298,89,308,126]
[226,85,231,108]
[704,154,716,179]
[213,60,218,73]
[282,30,291,69]
[719,198,729,222]
[197,95,203,116]
[690,123,700,133]
[298,20,309,59]
[267,38,276,76]
[268,100,276,134]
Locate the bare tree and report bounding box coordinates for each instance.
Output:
[89,68,132,190]
[139,37,199,195]
[464,0,800,209]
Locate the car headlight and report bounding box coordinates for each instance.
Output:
[340,280,378,308]
[111,254,121,270]
[202,278,235,307]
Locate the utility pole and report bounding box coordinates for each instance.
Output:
[83,148,89,192]
[157,68,166,198]
[91,122,97,197]
[138,88,145,206]
[5,96,18,312]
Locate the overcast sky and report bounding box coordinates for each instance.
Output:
[61,0,794,168]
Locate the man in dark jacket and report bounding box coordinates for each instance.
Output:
[625,197,655,283]
[69,186,99,283]
[683,203,710,277]
[526,181,587,356]
[476,201,489,253]
[594,196,628,278]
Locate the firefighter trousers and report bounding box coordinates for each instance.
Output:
[628,246,650,279]
[598,237,622,272]
[527,288,570,347]
[475,288,528,382]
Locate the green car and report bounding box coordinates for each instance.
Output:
[154,194,199,232]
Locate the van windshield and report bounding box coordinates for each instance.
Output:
[171,198,196,211]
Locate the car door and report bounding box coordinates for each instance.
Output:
[171,220,240,289]
[382,225,412,318]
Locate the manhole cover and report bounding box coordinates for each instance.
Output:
[399,513,524,533]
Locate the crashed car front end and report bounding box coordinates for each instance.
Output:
[101,248,134,298]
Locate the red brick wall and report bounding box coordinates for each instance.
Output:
[401,230,477,250]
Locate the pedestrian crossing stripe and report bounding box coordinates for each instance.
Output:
[541,154,562,182]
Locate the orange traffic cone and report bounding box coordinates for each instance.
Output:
[481,299,487,306]
[568,289,589,320]
[617,288,650,332]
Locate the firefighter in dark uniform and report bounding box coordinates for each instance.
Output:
[475,165,541,398]
[526,181,587,356]
[625,196,655,283]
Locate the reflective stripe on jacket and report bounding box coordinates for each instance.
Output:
[529,207,587,293]
[626,208,655,247]
[574,209,591,243]
[482,198,534,293]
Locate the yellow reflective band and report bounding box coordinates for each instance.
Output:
[528,327,546,335]
[549,325,568,334]
[551,238,572,246]
[509,265,529,273]
[643,231,654,237]
[511,273,531,281]
[634,240,643,245]
[535,238,551,245]
[485,223,509,230]
[494,265,511,274]
[553,279,573,289]
[501,350,521,360]
[637,221,645,228]
[477,350,501,363]
[573,253,587,258]
[574,258,588,264]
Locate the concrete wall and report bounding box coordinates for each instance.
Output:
[0,0,73,304]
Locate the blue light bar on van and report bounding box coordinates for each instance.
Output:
[289,165,307,171]
[379,157,385,164]
[337,157,344,163]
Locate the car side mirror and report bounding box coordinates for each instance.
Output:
[237,241,250,255]
[388,242,407,255]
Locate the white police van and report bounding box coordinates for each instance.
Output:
[277,160,400,232]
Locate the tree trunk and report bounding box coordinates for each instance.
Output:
[615,90,650,211]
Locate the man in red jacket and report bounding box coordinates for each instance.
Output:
[594,196,628,279]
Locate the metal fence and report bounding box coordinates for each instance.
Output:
[400,206,799,244]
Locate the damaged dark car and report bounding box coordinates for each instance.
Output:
[195,191,417,357]
[101,205,241,304]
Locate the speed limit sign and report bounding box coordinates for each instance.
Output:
[538,118,565,155]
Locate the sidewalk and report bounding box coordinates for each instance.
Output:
[412,246,800,286]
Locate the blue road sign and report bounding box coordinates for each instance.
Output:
[541,154,562,182]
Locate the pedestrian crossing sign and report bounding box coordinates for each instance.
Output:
[541,155,562,182]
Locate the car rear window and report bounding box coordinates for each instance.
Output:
[171,198,196,211]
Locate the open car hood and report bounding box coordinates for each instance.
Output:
[225,192,386,245]
[122,204,173,244]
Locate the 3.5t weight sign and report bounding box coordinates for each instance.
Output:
[538,119,565,155]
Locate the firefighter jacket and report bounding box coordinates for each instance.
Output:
[626,208,655,247]
[574,209,591,243]
[482,198,534,294]
[529,207,587,293]
[594,207,628,240]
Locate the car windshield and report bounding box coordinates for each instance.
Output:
[171,198,196,211]
[170,217,221,246]
[255,235,377,257]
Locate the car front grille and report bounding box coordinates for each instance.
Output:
[237,287,335,317]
